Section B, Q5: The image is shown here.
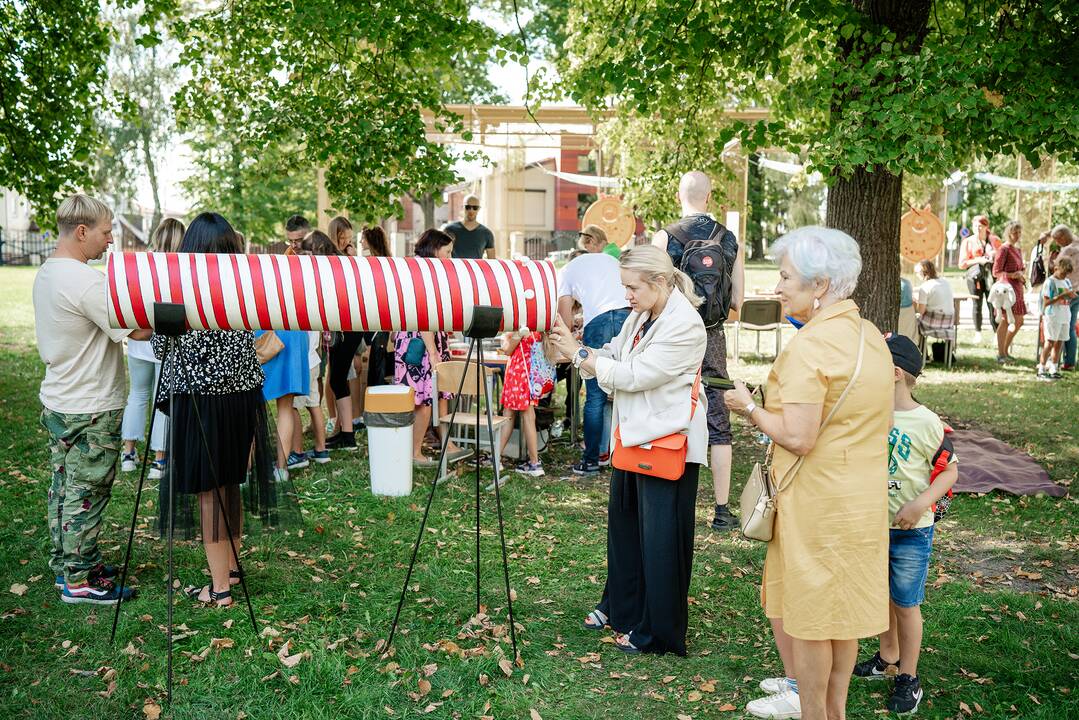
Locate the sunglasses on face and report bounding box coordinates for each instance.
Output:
[579,233,594,241]
[465,205,479,211]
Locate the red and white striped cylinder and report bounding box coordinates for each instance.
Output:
[106,252,558,333]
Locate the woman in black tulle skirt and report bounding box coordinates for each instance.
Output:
[153,213,295,607]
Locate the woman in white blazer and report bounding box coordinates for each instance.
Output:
[551,244,707,655]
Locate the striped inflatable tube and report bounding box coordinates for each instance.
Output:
[106,252,559,333]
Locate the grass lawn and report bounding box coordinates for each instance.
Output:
[0,264,1075,720]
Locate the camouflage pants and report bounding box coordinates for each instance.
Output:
[41,407,123,584]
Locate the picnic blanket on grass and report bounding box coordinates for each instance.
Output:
[951,429,1066,497]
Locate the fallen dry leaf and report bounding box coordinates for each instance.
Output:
[142,700,162,720]
[718,704,737,712]
[530,710,543,720]
[687,691,703,702]
[498,658,513,677]
[9,583,27,596]
[417,678,432,698]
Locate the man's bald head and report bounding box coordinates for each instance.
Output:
[678,171,711,210]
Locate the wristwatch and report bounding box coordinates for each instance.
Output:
[744,400,758,418]
[572,346,589,368]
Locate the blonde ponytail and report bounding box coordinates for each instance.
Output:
[671,268,703,308]
[619,245,703,308]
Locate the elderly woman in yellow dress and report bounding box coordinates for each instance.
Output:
[724,227,893,720]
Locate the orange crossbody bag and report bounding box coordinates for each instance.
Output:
[611,371,700,481]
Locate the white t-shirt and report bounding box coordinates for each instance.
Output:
[558,252,626,326]
[307,331,322,370]
[126,338,158,363]
[916,278,953,315]
[34,258,130,414]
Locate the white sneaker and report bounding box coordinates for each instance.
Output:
[746,689,801,719]
[759,677,789,694]
[973,331,983,344]
[273,467,289,483]
[120,452,137,473]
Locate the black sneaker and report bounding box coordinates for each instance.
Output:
[571,461,600,475]
[887,674,923,715]
[325,432,357,451]
[710,504,739,530]
[61,576,136,605]
[853,651,899,680]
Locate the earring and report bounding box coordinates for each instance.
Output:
[812,297,821,311]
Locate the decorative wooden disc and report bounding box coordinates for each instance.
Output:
[900,205,945,263]
[582,196,635,248]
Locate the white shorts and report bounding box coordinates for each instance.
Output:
[293,368,321,408]
[1044,315,1071,342]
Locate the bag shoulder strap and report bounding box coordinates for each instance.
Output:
[774,320,867,494]
[689,370,701,418]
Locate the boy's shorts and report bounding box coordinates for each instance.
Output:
[888,525,934,608]
[293,368,321,409]
[1044,315,1071,342]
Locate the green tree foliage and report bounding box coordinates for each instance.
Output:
[557,0,1079,329]
[0,1,174,225]
[94,4,179,231]
[181,123,317,246]
[172,0,505,224]
[0,1,109,223]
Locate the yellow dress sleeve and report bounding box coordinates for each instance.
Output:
[775,334,830,405]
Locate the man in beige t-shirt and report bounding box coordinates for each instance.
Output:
[34,194,150,604]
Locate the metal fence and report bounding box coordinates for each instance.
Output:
[0,229,56,266]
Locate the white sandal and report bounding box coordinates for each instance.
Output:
[583,609,608,631]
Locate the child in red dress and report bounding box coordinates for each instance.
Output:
[498,330,549,477]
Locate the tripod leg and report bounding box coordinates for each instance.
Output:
[383,338,477,654]
[166,360,175,705]
[478,344,520,661]
[111,342,171,643]
[475,349,481,616]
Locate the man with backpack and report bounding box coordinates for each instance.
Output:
[653,171,744,530]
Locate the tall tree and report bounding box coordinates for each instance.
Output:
[0,1,109,221]
[95,4,179,232]
[172,0,506,224]
[0,0,173,224]
[181,121,317,246]
[558,0,1079,330]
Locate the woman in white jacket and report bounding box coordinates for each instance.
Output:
[551,244,707,655]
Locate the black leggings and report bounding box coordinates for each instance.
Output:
[327,332,365,399]
[971,288,998,332]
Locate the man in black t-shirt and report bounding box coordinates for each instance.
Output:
[444,194,495,259]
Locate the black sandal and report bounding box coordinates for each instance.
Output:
[184,584,233,607]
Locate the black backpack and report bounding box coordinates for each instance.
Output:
[666,221,734,328]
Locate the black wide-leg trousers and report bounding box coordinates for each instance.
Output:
[596,463,699,656]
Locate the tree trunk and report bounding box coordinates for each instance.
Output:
[747,152,765,261]
[825,166,903,332]
[825,0,931,332]
[140,121,162,237]
[418,192,437,229]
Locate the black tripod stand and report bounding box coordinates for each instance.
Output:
[383,306,519,661]
[109,302,257,705]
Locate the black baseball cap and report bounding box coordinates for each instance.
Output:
[886,334,923,377]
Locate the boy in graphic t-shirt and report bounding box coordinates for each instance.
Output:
[852,335,958,716]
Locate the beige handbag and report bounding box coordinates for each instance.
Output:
[254,331,284,364]
[740,322,867,542]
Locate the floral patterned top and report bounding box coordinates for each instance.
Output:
[152,330,265,395]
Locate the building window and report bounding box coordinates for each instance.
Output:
[577,193,597,221]
[576,155,594,173]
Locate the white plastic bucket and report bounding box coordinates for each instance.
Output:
[365,386,414,497]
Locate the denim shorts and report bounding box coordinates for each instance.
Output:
[889,525,935,608]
